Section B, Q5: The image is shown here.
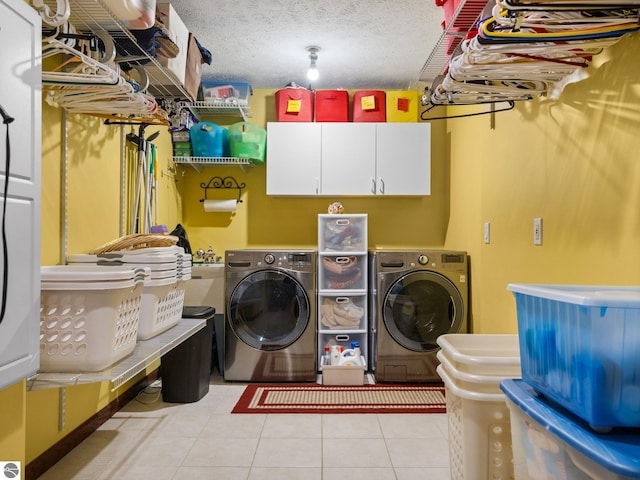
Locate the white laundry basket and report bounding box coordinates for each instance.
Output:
[436,334,521,480]
[137,276,185,340]
[40,266,146,372]
[438,365,515,480]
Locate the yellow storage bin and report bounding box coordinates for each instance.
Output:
[386,90,418,122]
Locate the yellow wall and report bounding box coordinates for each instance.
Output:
[0,381,26,468]
[444,33,640,332]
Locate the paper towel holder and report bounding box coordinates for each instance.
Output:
[200,176,245,204]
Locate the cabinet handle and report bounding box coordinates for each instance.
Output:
[315,177,319,195]
[379,178,385,195]
[371,178,376,194]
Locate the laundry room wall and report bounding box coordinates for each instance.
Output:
[443,33,640,333]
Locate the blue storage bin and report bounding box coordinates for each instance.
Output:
[508,284,640,430]
[189,122,229,157]
[501,379,640,480]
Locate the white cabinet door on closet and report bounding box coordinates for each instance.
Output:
[0,0,41,390]
[321,123,376,195]
[266,122,321,195]
[375,123,431,195]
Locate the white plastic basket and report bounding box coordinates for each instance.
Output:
[436,350,510,395]
[40,269,144,372]
[438,365,514,480]
[437,333,521,376]
[137,277,185,340]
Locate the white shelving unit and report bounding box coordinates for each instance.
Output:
[62,0,191,99]
[317,214,368,371]
[173,101,256,171]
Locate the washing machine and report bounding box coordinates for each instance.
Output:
[224,249,317,382]
[371,249,468,383]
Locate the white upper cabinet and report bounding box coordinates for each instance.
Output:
[321,123,376,195]
[376,123,431,196]
[266,122,430,196]
[266,122,322,195]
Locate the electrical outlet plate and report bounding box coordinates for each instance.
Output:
[484,222,490,244]
[533,217,543,245]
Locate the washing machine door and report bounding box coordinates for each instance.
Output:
[382,271,464,352]
[228,270,310,351]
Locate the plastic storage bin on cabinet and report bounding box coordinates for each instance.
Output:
[39,266,146,372]
[190,122,229,157]
[318,214,367,252]
[508,283,640,430]
[275,87,314,122]
[385,90,418,122]
[228,121,266,163]
[437,365,514,480]
[315,90,349,122]
[352,90,385,122]
[501,379,640,480]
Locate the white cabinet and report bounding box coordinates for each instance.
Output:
[0,0,41,390]
[321,123,376,195]
[376,123,431,195]
[266,122,321,195]
[266,122,430,196]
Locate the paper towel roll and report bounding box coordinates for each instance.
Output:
[203,199,237,212]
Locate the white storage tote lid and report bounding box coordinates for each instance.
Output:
[501,379,640,479]
[507,284,640,308]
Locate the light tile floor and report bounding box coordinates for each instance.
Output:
[39,372,451,480]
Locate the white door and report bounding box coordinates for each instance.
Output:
[0,0,41,390]
[266,122,321,195]
[321,123,376,195]
[376,123,431,195]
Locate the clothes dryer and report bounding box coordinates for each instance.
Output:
[224,250,317,382]
[371,249,468,383]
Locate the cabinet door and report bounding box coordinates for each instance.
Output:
[321,123,376,196]
[0,0,41,390]
[376,123,431,195]
[266,122,321,195]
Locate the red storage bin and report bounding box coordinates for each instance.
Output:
[353,90,385,122]
[275,87,314,122]
[315,90,349,122]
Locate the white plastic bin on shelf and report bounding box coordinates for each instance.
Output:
[437,333,521,376]
[437,365,515,480]
[501,379,640,480]
[138,276,185,340]
[40,266,146,372]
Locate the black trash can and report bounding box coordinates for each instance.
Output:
[161,306,215,403]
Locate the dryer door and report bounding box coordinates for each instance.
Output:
[382,271,464,352]
[228,270,310,351]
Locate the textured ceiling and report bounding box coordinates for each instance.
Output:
[168,0,446,90]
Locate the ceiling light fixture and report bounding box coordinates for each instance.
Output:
[306,46,320,82]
